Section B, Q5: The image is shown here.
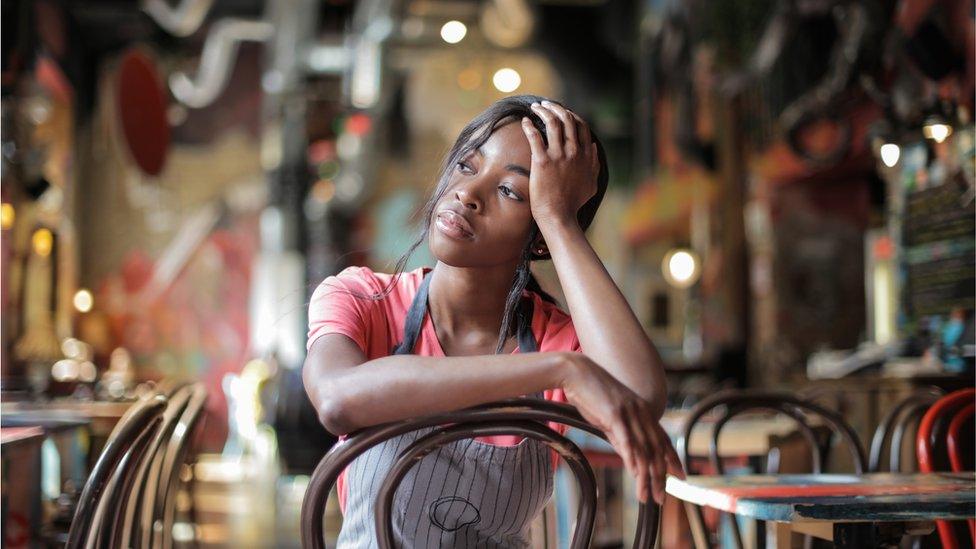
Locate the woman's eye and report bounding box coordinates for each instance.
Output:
[456,161,473,174]
[498,185,523,201]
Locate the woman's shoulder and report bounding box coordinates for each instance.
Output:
[525,290,577,341]
[525,290,571,323]
[315,265,425,298]
[527,292,579,352]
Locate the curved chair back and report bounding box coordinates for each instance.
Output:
[917,388,976,549]
[66,394,168,548]
[157,378,192,398]
[946,402,974,473]
[151,383,209,549]
[115,384,196,548]
[89,418,161,547]
[869,388,944,472]
[301,398,663,549]
[868,387,945,473]
[677,389,867,549]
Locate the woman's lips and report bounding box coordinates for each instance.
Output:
[435,211,474,240]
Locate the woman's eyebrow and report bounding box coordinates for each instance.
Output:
[474,146,530,177]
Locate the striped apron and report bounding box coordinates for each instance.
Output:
[335,272,554,548]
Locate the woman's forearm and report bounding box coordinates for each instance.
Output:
[306,347,572,435]
[539,218,667,415]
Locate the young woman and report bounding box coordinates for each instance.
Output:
[304,95,683,548]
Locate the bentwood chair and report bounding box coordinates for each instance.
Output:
[66,393,168,548]
[126,383,208,549]
[676,389,867,549]
[151,383,208,549]
[917,388,976,549]
[301,398,665,548]
[868,388,945,473]
[110,386,194,548]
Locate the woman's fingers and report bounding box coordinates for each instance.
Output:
[609,422,638,483]
[530,103,564,157]
[627,405,666,505]
[520,117,546,161]
[572,111,593,146]
[622,411,651,502]
[541,101,578,156]
[659,426,687,479]
[645,425,670,504]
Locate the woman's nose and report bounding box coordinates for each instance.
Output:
[455,184,483,211]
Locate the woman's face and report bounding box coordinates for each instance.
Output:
[428,121,535,268]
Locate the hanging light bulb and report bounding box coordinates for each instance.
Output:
[879,143,900,167]
[440,21,467,44]
[922,118,953,143]
[492,68,521,93]
[662,248,701,289]
[73,289,94,313]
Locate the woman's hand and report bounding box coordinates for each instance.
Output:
[520,101,599,228]
[559,352,685,504]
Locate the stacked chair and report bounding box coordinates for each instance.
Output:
[916,388,975,548]
[676,389,867,549]
[869,387,945,473]
[65,382,209,548]
[301,397,664,548]
[868,388,973,548]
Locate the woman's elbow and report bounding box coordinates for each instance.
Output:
[303,368,354,435]
[316,397,354,435]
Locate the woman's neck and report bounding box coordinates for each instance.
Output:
[427,261,518,341]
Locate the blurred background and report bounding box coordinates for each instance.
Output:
[1,0,973,546]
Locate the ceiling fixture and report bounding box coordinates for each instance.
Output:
[440,21,467,44]
[662,248,701,289]
[922,118,952,143]
[492,68,521,93]
[879,143,900,167]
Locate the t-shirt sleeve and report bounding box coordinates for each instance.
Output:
[541,309,582,354]
[307,266,384,355]
[539,309,580,436]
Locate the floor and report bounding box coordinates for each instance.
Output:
[179,453,341,548]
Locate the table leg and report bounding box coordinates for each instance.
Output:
[772,522,795,549]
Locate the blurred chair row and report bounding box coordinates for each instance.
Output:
[64,382,208,549]
[677,387,975,549]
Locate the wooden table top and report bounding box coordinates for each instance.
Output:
[0,426,46,448]
[1,399,132,418]
[1,415,91,433]
[666,472,976,523]
[1,400,133,437]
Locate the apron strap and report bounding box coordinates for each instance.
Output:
[393,271,538,355]
[392,271,433,355]
[515,297,536,353]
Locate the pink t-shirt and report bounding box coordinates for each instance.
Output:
[306,266,581,512]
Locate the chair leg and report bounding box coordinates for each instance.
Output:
[685,501,711,549]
